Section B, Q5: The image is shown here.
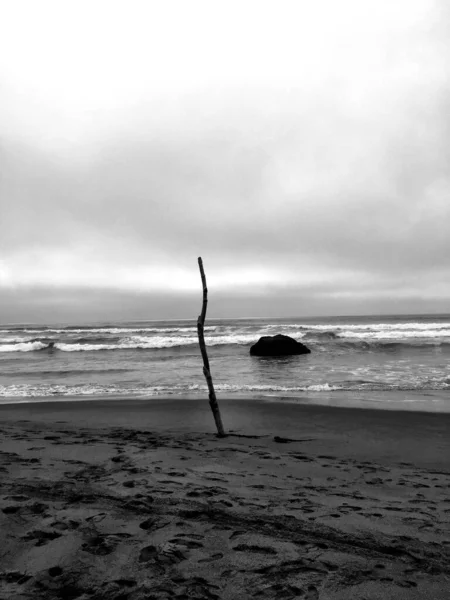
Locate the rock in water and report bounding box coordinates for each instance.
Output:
[250,334,311,356]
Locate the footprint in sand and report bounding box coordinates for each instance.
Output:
[2,501,48,516]
[82,533,132,556]
[0,571,33,600]
[98,578,138,598]
[171,576,221,600]
[305,585,320,599]
[233,544,277,555]
[2,505,21,514]
[138,545,158,562]
[229,530,246,540]
[22,529,62,547]
[113,578,136,587]
[254,583,319,599]
[139,517,170,532]
[159,479,185,486]
[254,582,304,599]
[85,513,107,524]
[198,553,224,563]
[213,499,234,508]
[139,542,186,565]
[397,580,418,588]
[187,486,226,498]
[174,533,204,540]
[170,537,204,549]
[0,572,32,585]
[289,453,314,463]
[4,495,29,502]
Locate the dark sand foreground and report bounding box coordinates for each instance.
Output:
[1,398,449,599]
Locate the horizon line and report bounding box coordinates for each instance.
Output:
[2,311,450,328]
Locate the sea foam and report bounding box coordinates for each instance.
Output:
[0,341,49,352]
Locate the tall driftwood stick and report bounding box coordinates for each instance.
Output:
[197,257,226,437]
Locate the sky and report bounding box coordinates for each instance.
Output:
[1,0,449,323]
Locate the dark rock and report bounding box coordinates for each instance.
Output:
[250,334,311,356]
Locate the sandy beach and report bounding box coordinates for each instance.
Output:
[1,398,449,599]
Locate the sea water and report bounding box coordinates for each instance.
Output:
[1,314,449,411]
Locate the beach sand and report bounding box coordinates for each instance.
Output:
[0,398,449,599]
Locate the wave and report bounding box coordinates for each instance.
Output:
[233,323,450,343]
[269,321,450,332]
[0,336,33,343]
[0,333,260,352]
[3,333,450,353]
[0,382,343,398]
[333,340,450,353]
[303,330,338,340]
[3,320,450,353]
[67,336,122,345]
[256,322,450,342]
[0,325,213,335]
[213,383,342,392]
[0,368,133,377]
[338,329,450,340]
[0,383,131,398]
[0,341,51,352]
[55,333,258,351]
[0,335,121,346]
[2,378,450,399]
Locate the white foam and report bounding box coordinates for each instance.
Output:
[0,341,49,352]
[0,334,258,352]
[185,383,342,392]
[0,381,343,397]
[303,383,342,391]
[51,333,258,351]
[339,329,450,340]
[0,337,32,343]
[0,326,213,335]
[262,322,450,337]
[54,336,198,351]
[0,383,131,397]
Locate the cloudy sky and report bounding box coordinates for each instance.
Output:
[1,0,449,323]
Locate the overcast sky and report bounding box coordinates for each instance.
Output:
[1,0,449,323]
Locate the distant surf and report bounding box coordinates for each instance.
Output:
[1,319,450,353]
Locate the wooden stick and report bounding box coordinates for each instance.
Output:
[197,257,226,437]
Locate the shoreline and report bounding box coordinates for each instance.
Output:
[0,388,449,413]
[1,396,449,469]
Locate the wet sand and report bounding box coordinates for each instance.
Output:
[1,398,449,599]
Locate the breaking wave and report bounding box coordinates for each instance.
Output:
[2,332,450,353]
[0,333,258,352]
[0,341,51,352]
[0,325,212,335]
[1,379,450,400]
[303,330,338,340]
[0,382,343,398]
[267,321,450,332]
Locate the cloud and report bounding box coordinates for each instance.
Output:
[1,0,449,320]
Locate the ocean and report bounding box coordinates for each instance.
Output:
[1,314,449,411]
